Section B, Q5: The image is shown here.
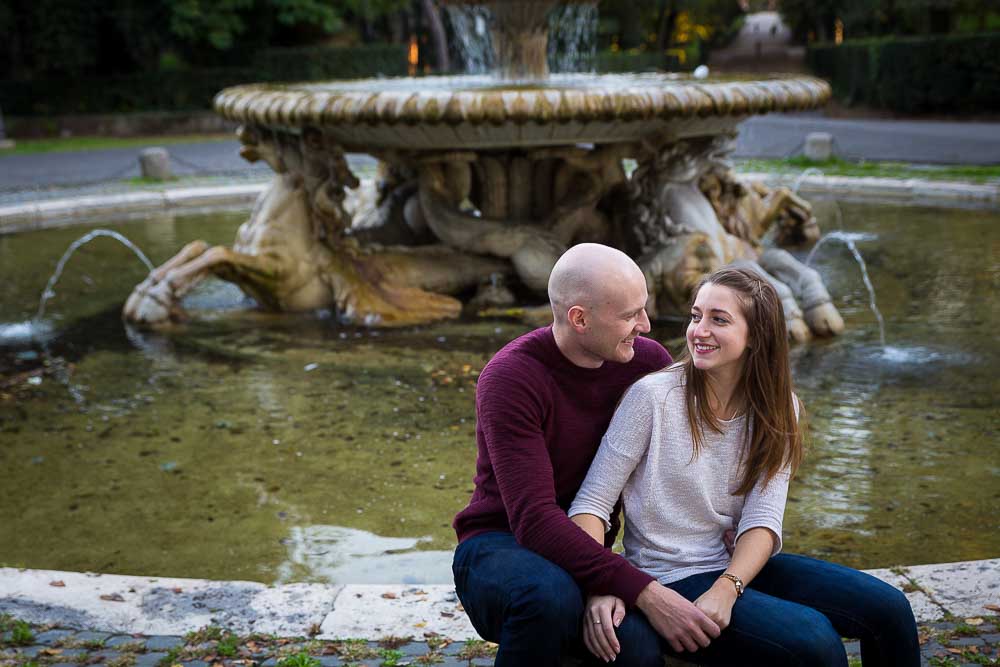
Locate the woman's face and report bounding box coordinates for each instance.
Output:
[686,283,750,379]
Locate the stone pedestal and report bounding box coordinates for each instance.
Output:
[139,147,173,180]
[804,132,833,161]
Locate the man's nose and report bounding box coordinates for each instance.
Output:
[637,308,651,334]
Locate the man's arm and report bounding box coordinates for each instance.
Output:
[476,364,653,604]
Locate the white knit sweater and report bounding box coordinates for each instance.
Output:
[568,365,793,585]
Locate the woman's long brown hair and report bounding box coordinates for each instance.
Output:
[679,266,803,495]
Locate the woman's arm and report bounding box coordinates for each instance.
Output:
[694,526,775,629]
[571,513,606,545]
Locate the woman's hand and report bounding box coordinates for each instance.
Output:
[583,594,626,662]
[693,579,738,631]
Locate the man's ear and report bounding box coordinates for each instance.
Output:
[567,305,587,331]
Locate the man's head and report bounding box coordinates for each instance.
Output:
[548,243,651,368]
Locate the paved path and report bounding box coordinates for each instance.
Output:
[1,114,998,198]
[735,113,1000,164]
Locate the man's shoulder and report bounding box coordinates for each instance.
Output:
[630,336,672,373]
[480,328,553,384]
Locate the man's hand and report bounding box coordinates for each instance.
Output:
[693,579,738,631]
[723,529,736,556]
[635,581,720,653]
[583,595,626,663]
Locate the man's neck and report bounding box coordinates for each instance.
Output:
[552,324,605,369]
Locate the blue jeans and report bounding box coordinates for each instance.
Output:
[453,533,919,667]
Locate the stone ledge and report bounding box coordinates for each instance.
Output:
[1,559,997,641]
[745,172,1000,208]
[2,174,996,236]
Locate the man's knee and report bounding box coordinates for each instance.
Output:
[510,575,584,632]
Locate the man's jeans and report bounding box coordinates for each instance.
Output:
[453,532,920,667]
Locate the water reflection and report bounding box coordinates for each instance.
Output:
[0,203,997,580]
[276,526,453,584]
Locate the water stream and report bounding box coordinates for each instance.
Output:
[807,230,886,346]
[35,229,154,322]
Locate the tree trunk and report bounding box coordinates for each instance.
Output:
[421,0,450,72]
[656,0,678,52]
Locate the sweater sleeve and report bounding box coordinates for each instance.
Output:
[569,381,656,532]
[477,362,654,605]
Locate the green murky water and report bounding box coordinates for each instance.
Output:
[0,201,997,584]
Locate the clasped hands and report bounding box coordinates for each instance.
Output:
[583,532,738,662]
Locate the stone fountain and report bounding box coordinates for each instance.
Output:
[124,0,844,341]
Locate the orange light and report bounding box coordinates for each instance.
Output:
[408,35,419,76]
[834,18,844,45]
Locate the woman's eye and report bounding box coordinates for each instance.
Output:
[714,317,728,324]
[690,313,700,321]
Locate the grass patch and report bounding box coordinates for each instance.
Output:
[952,622,982,637]
[184,624,224,643]
[455,639,498,660]
[379,648,404,666]
[277,653,321,667]
[333,638,379,661]
[1,134,233,155]
[735,156,1000,183]
[9,619,35,646]
[216,632,240,657]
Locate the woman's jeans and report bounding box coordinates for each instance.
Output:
[453,532,920,667]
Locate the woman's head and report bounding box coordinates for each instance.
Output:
[680,266,802,496]
[685,266,789,385]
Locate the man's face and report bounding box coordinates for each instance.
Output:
[580,274,652,365]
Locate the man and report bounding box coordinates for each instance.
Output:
[452,243,721,666]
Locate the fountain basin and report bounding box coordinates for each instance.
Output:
[214,73,830,149]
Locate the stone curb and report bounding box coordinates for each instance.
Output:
[2,173,998,235]
[1,559,997,641]
[744,171,1000,208]
[0,184,266,233]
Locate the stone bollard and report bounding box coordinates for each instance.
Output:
[139,147,173,180]
[804,132,833,161]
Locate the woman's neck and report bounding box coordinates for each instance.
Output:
[705,368,744,420]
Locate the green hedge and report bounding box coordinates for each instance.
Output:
[807,32,1000,113]
[1,44,408,116]
[594,49,683,73]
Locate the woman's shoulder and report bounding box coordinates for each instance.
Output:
[626,362,687,400]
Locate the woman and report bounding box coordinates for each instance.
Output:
[569,267,919,666]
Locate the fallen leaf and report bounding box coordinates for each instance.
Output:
[49,580,65,587]
[946,647,962,655]
[171,587,183,594]
[414,622,426,628]
[440,611,454,618]
[965,617,984,625]
[381,592,397,599]
[984,604,1000,612]
[100,593,125,602]
[38,648,62,656]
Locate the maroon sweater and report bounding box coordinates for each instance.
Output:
[454,326,671,605]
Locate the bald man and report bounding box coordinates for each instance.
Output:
[452,244,720,666]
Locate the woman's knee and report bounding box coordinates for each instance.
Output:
[783,611,848,667]
[613,612,662,667]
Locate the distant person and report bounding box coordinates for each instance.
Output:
[570,267,921,666]
[452,243,722,666]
